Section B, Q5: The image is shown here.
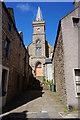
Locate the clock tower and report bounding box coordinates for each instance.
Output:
[28,6,54,79]
[32,7,46,57]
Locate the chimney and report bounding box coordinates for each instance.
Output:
[7,8,15,24]
[19,31,23,41]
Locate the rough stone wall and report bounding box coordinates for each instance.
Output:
[0,2,2,104]
[29,65,33,82]
[2,3,29,102]
[0,2,2,65]
[54,28,67,105]
[45,41,54,58]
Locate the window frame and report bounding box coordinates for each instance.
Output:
[72,17,80,27]
[36,62,42,68]
[2,66,9,96]
[73,68,80,98]
[4,37,10,58]
[36,40,42,56]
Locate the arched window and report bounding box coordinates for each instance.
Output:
[35,62,42,76]
[36,62,41,68]
[36,40,42,56]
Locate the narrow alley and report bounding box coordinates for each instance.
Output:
[1,1,80,119]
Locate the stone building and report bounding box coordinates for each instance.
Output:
[52,1,80,110]
[28,7,54,81]
[0,2,30,106]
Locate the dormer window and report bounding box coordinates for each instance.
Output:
[73,18,79,27]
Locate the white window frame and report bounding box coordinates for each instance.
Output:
[73,68,80,98]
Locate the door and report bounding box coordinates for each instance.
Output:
[35,62,42,76]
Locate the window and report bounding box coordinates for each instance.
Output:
[36,40,42,56]
[4,38,10,57]
[8,19,11,32]
[75,69,80,96]
[36,62,41,67]
[37,28,40,32]
[73,18,79,27]
[2,69,8,96]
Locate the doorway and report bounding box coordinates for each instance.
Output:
[35,62,42,76]
[2,66,9,106]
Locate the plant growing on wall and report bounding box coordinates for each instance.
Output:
[42,76,46,84]
[41,78,54,85]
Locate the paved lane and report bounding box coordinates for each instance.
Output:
[2,90,66,119]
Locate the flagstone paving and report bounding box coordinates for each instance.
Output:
[1,90,77,119]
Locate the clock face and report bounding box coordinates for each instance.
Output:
[37,28,40,31]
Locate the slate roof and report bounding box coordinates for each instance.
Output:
[45,58,52,64]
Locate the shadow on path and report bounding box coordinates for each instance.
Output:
[2,79,44,114]
[2,111,28,120]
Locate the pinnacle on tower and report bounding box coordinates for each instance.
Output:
[36,7,42,21]
[73,0,80,8]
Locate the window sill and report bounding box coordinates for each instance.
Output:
[75,95,80,98]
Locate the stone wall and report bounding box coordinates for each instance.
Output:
[0,2,2,107]
[45,41,54,58]
[2,3,29,103]
[54,28,67,105]
[0,2,2,65]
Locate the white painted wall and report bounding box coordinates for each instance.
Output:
[61,8,79,109]
[46,63,53,81]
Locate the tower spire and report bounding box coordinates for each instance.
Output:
[36,7,42,21]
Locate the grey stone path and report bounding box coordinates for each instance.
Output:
[2,90,67,119]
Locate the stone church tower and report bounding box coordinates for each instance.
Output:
[28,7,54,80]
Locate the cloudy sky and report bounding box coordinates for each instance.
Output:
[5,2,74,47]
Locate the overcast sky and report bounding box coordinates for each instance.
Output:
[5,2,74,47]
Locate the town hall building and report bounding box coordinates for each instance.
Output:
[28,7,54,81]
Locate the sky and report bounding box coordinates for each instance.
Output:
[5,2,74,47]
